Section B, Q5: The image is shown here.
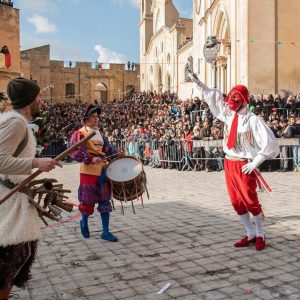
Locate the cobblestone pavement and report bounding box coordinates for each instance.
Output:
[13,164,300,300]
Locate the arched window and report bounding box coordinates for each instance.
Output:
[66,83,75,97]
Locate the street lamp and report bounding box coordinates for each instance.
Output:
[203,36,221,88]
[49,81,54,103]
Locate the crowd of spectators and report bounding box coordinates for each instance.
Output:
[0,0,13,7]
[32,90,300,172]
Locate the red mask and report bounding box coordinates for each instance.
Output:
[227,92,244,111]
[225,85,249,111]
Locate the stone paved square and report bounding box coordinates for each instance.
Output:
[12,164,300,299]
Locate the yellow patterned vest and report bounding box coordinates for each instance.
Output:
[79,127,105,176]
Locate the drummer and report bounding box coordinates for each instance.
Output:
[70,104,124,242]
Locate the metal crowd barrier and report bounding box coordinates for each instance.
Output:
[40,138,300,172]
[190,108,300,121]
[111,138,300,172]
[40,141,67,158]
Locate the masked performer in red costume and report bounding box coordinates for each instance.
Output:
[187,68,279,250]
[70,105,122,242]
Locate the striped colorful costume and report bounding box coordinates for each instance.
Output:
[70,126,117,216]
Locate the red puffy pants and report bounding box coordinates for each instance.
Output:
[224,158,262,216]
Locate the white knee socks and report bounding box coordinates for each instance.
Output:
[240,213,256,239]
[253,213,264,237]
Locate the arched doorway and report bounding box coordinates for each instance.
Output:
[126,85,135,97]
[213,7,231,94]
[95,83,108,103]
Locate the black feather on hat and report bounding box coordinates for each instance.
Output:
[82,104,101,121]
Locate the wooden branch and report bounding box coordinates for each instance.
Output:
[28,178,58,187]
[0,131,96,206]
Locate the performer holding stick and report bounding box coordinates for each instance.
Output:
[0,78,62,300]
[69,104,124,242]
[186,67,279,251]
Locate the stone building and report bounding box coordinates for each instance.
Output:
[139,0,193,98]
[0,3,139,103]
[140,0,300,99]
[0,4,21,93]
[21,45,139,103]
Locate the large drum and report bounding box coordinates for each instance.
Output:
[106,156,148,202]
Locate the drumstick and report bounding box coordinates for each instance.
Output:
[0,131,96,206]
[105,151,123,159]
[95,151,124,161]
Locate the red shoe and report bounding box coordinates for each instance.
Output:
[234,236,256,247]
[255,236,266,251]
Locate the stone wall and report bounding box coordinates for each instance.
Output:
[21,46,140,103]
[0,4,20,93]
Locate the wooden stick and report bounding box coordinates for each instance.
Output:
[0,131,96,206]
[28,178,58,187]
[51,189,71,193]
[39,214,49,226]
[48,191,69,199]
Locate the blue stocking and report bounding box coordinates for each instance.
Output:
[80,213,90,238]
[100,212,118,242]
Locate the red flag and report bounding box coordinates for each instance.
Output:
[5,53,11,68]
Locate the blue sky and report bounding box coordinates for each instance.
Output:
[15,0,192,64]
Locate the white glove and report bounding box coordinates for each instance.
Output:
[242,154,266,174]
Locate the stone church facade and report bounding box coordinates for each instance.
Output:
[140,0,300,99]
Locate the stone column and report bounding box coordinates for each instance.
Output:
[225,43,231,93]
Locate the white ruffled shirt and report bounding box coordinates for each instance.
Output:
[193,79,279,160]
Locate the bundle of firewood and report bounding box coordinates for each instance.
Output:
[27,178,73,226]
[0,131,96,225]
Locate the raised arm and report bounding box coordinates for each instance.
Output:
[186,67,227,122]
